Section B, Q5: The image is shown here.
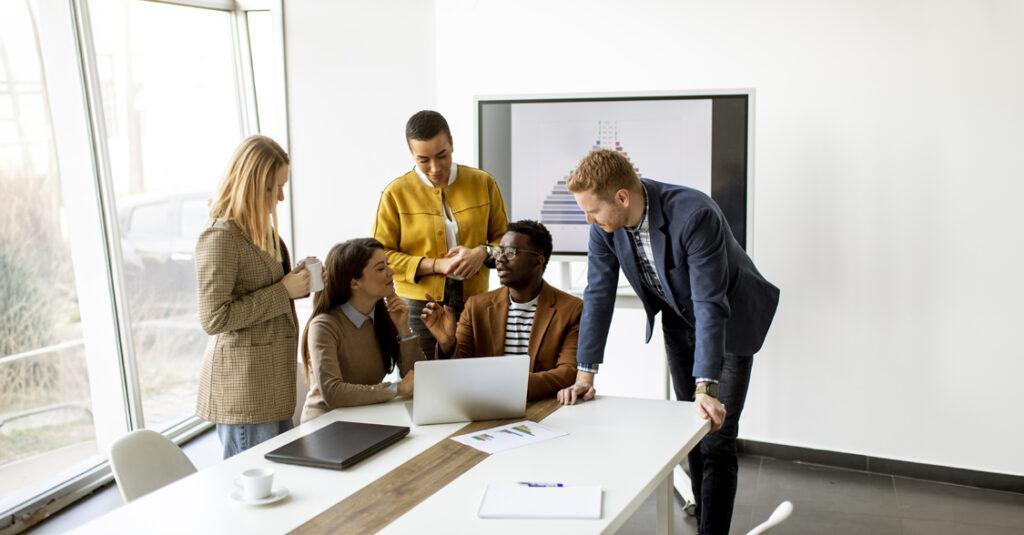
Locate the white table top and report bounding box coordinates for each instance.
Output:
[383,396,707,534]
[76,396,707,534]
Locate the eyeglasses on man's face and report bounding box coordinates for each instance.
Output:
[495,246,543,260]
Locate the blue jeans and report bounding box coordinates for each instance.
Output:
[663,310,753,535]
[216,419,294,459]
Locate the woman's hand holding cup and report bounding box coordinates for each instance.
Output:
[282,262,310,298]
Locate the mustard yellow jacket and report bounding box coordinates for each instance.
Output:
[372,165,508,301]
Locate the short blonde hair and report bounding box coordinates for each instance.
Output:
[209,135,289,259]
[566,149,641,198]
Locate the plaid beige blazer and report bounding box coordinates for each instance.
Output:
[194,220,298,424]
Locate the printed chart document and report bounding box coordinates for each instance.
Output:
[450,420,567,454]
[478,483,603,519]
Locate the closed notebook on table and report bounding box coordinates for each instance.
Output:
[477,483,603,519]
[264,421,409,470]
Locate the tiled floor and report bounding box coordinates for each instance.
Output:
[619,456,1024,535]
[30,436,1024,534]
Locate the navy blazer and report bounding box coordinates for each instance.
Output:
[576,179,780,380]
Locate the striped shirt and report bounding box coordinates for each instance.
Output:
[504,294,539,355]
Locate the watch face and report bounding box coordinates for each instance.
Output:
[697,382,718,398]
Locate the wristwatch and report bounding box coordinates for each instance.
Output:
[695,381,719,398]
[482,243,497,259]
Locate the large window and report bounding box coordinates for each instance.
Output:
[246,10,287,143]
[0,0,288,530]
[0,0,99,514]
[89,0,246,431]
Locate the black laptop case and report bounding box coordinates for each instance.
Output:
[264,421,409,470]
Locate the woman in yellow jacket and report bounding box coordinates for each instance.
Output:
[373,110,508,358]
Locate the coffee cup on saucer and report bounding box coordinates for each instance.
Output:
[235,467,274,501]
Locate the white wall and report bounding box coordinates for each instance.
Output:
[432,0,1024,475]
[284,0,437,260]
[283,0,1024,475]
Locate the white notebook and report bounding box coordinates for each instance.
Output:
[477,483,603,519]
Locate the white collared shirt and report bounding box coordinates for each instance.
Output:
[340,302,375,328]
[413,162,458,188]
[414,163,460,251]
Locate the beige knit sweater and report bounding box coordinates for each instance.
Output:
[300,308,423,423]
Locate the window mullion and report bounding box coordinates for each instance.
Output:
[231,8,259,136]
[71,0,146,431]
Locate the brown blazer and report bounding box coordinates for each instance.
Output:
[451,282,582,400]
[194,220,298,425]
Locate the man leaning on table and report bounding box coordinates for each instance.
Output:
[556,149,779,535]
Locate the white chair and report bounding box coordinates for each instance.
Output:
[109,429,197,503]
[747,501,794,535]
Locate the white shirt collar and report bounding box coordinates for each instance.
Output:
[340,302,375,328]
[414,163,458,188]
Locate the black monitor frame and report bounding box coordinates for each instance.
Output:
[476,90,754,256]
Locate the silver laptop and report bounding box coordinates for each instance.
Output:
[409,355,529,425]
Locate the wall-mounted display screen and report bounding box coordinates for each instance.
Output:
[478,92,750,254]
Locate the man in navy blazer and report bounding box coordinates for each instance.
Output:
[556,149,779,535]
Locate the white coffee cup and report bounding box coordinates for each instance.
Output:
[305,256,324,293]
[235,467,274,501]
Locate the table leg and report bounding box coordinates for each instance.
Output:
[674,464,697,515]
[656,469,674,535]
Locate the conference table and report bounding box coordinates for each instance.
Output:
[76,396,708,534]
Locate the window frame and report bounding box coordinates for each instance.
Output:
[1,0,291,530]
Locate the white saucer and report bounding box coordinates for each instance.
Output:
[230,486,289,505]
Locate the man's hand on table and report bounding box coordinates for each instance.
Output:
[694,393,726,432]
[557,371,596,405]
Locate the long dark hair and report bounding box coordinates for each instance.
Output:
[300,238,399,379]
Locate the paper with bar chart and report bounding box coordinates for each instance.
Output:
[510,99,713,253]
[451,420,568,454]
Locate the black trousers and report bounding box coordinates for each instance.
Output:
[405,298,437,359]
[404,278,465,360]
[662,309,753,535]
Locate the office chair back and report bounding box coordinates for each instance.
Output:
[747,501,794,535]
[109,429,197,503]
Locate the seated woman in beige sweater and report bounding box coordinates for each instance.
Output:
[300,238,424,423]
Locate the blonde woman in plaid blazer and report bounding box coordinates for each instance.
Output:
[195,135,311,459]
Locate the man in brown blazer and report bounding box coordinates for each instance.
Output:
[422,220,581,400]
